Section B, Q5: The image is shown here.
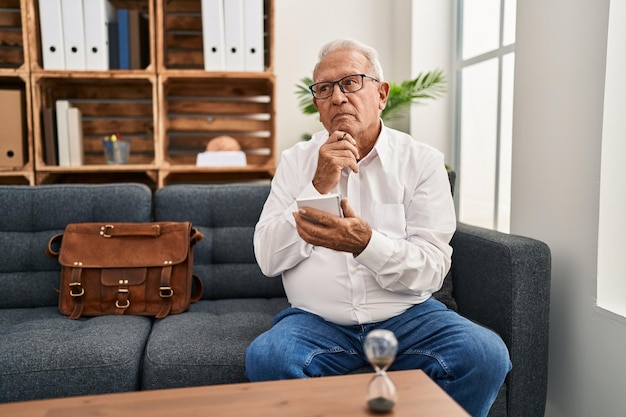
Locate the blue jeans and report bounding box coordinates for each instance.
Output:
[245,297,511,417]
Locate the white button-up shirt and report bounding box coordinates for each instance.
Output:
[254,125,456,325]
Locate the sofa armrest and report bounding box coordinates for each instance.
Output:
[450,222,551,417]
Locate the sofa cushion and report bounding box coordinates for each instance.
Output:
[433,270,458,311]
[0,183,154,402]
[142,298,289,389]
[154,184,285,300]
[0,183,153,309]
[0,307,152,402]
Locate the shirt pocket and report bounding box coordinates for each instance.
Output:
[373,203,406,239]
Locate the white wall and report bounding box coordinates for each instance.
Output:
[274,0,453,164]
[513,1,626,416]
[274,0,393,160]
[408,1,454,163]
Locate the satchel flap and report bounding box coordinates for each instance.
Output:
[58,222,192,268]
[101,268,147,286]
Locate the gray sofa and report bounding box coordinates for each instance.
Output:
[0,183,550,417]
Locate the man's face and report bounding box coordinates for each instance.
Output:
[312,49,389,140]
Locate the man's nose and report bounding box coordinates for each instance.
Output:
[331,83,347,102]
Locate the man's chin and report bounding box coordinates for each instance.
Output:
[330,118,356,132]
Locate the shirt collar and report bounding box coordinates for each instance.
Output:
[360,120,392,170]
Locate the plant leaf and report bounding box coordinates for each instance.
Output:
[295,76,318,115]
[381,69,447,120]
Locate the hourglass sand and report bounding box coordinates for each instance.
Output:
[363,329,398,413]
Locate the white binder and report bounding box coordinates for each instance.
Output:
[55,100,71,166]
[243,0,264,71]
[67,107,84,166]
[38,0,65,70]
[201,0,225,70]
[61,0,86,70]
[223,0,244,71]
[83,0,116,70]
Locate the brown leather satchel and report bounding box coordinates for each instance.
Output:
[47,222,204,319]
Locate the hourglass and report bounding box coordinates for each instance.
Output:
[363,329,398,413]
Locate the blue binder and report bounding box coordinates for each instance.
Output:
[117,9,130,69]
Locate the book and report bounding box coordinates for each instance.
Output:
[42,107,58,166]
[108,20,119,69]
[117,9,130,69]
[55,100,71,167]
[128,10,141,69]
[138,12,151,68]
[67,107,84,166]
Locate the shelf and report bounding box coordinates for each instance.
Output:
[35,163,158,173]
[0,0,32,184]
[158,166,274,187]
[26,0,155,73]
[35,170,158,188]
[157,0,273,73]
[160,75,275,169]
[0,171,33,185]
[10,0,275,188]
[0,0,27,70]
[31,75,158,168]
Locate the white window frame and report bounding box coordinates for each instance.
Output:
[454,0,515,231]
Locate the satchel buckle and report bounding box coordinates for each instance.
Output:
[115,299,130,309]
[160,286,173,298]
[69,282,84,297]
[100,225,115,238]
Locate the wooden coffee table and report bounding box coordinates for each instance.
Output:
[0,369,469,416]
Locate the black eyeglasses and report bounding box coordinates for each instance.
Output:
[309,74,379,99]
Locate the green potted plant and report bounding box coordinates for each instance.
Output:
[294,69,447,140]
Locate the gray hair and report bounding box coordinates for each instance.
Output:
[313,39,385,81]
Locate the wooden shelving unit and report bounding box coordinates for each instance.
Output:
[0,0,34,185]
[154,0,275,187]
[5,0,275,188]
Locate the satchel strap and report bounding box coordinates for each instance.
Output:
[68,262,85,319]
[190,228,203,247]
[156,264,174,319]
[48,225,202,256]
[115,279,131,315]
[99,223,162,238]
[191,275,203,303]
[46,233,63,257]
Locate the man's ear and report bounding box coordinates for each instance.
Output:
[378,81,390,111]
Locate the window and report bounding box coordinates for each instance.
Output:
[454,0,516,232]
[597,0,626,318]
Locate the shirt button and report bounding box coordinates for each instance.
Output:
[354,303,361,309]
[350,268,357,274]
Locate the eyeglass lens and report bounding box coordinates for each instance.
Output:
[310,74,367,99]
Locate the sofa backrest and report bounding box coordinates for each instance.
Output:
[0,183,153,309]
[153,183,285,300]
